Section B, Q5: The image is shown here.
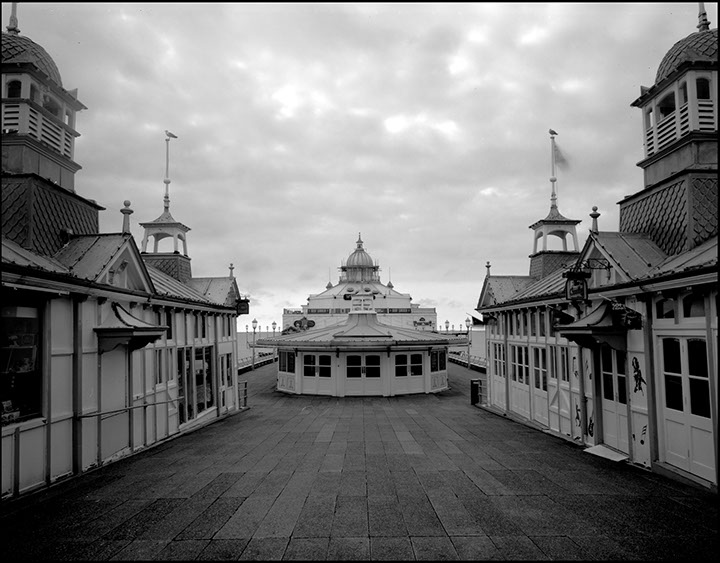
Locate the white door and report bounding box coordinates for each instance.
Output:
[531,346,549,427]
[345,354,382,396]
[600,345,629,454]
[490,342,507,410]
[302,353,334,395]
[659,337,715,481]
[548,347,572,435]
[509,345,530,419]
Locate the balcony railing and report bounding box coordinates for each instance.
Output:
[644,99,716,157]
[2,102,75,159]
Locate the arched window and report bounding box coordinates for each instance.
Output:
[29,84,39,103]
[679,81,688,105]
[656,297,675,320]
[6,80,21,98]
[42,94,61,117]
[658,92,676,119]
[682,293,705,318]
[696,77,711,100]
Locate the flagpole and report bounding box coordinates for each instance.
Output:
[549,130,558,207]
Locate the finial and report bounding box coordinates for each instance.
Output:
[121,201,133,234]
[697,2,710,31]
[590,206,600,234]
[486,261,491,276]
[229,263,234,278]
[6,3,20,35]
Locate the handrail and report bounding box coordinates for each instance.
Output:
[77,397,182,420]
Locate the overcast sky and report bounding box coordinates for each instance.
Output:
[5,2,717,331]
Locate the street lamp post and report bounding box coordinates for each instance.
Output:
[465,317,472,369]
[251,318,258,370]
[272,321,277,362]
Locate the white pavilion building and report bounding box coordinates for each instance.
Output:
[282,234,437,332]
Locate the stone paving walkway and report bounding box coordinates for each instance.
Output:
[2,363,717,561]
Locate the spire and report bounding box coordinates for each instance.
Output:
[697,2,710,32]
[356,232,363,250]
[486,261,491,276]
[6,2,20,35]
[229,263,235,279]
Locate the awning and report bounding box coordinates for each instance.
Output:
[94,302,166,353]
[556,299,641,351]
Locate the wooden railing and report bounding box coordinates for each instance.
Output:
[2,102,75,158]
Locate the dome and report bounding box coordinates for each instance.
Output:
[2,31,63,87]
[346,234,374,268]
[655,27,718,85]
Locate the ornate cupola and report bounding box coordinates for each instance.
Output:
[528,130,581,279]
[339,233,381,283]
[1,3,101,257]
[1,3,87,192]
[139,131,192,283]
[623,3,718,255]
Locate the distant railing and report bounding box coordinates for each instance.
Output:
[237,352,276,374]
[448,350,487,371]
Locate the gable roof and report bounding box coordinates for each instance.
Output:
[643,235,717,281]
[189,277,242,307]
[146,265,213,305]
[53,232,155,293]
[476,275,535,310]
[588,231,667,281]
[2,237,69,274]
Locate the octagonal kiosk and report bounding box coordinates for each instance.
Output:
[257,297,467,397]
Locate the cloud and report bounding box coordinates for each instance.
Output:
[6,1,715,329]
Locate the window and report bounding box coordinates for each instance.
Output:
[682,294,705,318]
[493,343,506,378]
[430,350,446,372]
[395,354,423,377]
[510,345,529,384]
[349,355,380,378]
[42,94,61,117]
[195,314,207,339]
[304,354,332,377]
[532,347,547,391]
[366,355,381,378]
[696,77,710,100]
[687,339,709,418]
[600,344,627,405]
[662,338,683,411]
[194,346,214,413]
[656,297,675,320]
[1,303,42,425]
[530,310,537,337]
[165,310,173,339]
[395,355,407,377]
[658,92,676,119]
[7,80,21,98]
[279,351,296,373]
[559,347,570,382]
[679,81,688,105]
[154,349,165,385]
[538,309,546,337]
